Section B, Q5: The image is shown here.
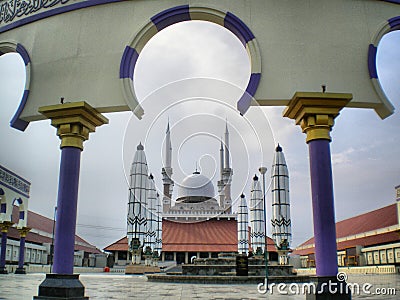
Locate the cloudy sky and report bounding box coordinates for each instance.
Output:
[0,21,399,250]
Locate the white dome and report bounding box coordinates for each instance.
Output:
[176,172,215,202]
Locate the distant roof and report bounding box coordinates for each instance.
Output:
[9,206,101,254]
[104,219,277,253]
[293,204,399,255]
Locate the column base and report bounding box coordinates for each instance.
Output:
[15,267,26,274]
[0,267,8,274]
[306,276,351,300]
[34,274,88,300]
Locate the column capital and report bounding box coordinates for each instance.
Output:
[39,101,109,150]
[17,227,31,238]
[1,221,14,233]
[283,92,352,143]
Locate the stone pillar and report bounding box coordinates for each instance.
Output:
[185,252,189,264]
[15,227,31,274]
[0,221,13,274]
[34,102,108,300]
[283,92,352,299]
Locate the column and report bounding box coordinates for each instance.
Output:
[38,102,108,274]
[185,252,189,264]
[34,102,108,300]
[15,227,31,274]
[283,92,352,299]
[0,221,13,274]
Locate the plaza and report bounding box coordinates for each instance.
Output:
[0,273,399,299]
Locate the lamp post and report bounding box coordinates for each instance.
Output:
[259,166,268,287]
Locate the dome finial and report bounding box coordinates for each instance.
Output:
[276,143,282,152]
[137,142,144,150]
[253,174,259,181]
[193,161,200,174]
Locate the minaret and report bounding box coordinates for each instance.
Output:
[249,175,265,255]
[271,144,292,259]
[155,192,162,255]
[222,121,233,213]
[162,120,174,212]
[220,139,224,176]
[224,121,230,168]
[217,139,225,207]
[145,174,157,251]
[127,143,149,253]
[237,194,249,255]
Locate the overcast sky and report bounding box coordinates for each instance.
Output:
[0,21,399,249]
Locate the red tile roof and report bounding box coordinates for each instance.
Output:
[103,236,129,252]
[9,206,101,254]
[293,204,399,255]
[104,219,277,253]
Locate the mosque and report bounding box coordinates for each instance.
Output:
[104,121,293,266]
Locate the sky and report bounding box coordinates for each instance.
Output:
[0,21,399,250]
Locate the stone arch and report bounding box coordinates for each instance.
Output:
[368,16,400,116]
[0,41,31,131]
[12,197,27,228]
[119,5,261,117]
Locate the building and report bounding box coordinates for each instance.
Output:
[106,121,286,265]
[4,206,103,268]
[293,185,400,268]
[104,220,278,265]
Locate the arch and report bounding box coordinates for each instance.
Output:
[12,197,27,228]
[119,5,261,118]
[367,16,399,116]
[0,41,31,131]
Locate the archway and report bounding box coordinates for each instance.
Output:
[120,5,261,117]
[0,42,31,131]
[368,16,400,116]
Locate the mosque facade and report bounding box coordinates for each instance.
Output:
[105,122,293,266]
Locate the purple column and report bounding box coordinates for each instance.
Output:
[0,231,7,269]
[18,237,26,269]
[52,147,81,274]
[308,139,338,277]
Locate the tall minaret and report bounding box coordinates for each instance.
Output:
[145,174,157,251]
[222,121,233,213]
[155,192,162,255]
[271,144,292,257]
[217,139,225,207]
[127,143,149,251]
[237,194,249,255]
[224,121,230,168]
[249,175,265,255]
[162,120,174,212]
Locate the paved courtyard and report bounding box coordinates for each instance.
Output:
[0,273,399,299]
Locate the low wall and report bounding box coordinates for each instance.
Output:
[295,265,398,275]
[4,264,105,274]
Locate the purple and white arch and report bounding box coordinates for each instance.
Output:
[0,41,31,131]
[12,197,27,228]
[368,15,399,116]
[119,5,262,118]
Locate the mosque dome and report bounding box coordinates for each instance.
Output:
[176,172,215,203]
